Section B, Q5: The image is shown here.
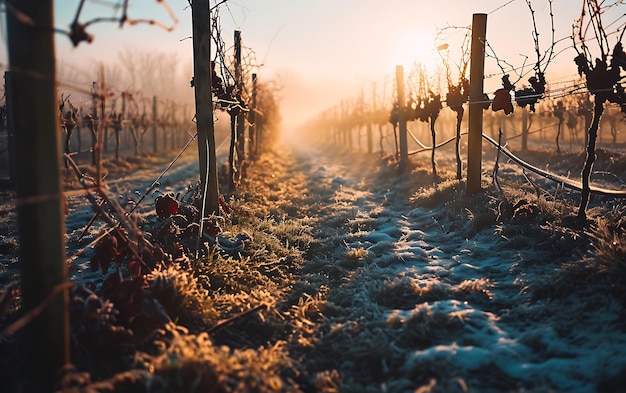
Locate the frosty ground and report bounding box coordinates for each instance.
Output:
[1,132,626,392]
[272,135,626,392]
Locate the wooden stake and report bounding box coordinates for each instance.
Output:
[97,66,106,178]
[521,107,528,151]
[366,85,373,154]
[467,13,487,195]
[6,0,69,389]
[249,73,257,159]
[396,65,408,164]
[234,30,246,172]
[3,71,17,183]
[91,80,99,166]
[152,95,158,153]
[366,121,373,154]
[170,101,176,149]
[192,0,219,215]
[341,100,347,146]
[255,114,262,153]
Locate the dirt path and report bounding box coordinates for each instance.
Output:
[260,135,626,392]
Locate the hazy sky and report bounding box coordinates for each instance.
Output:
[2,1,623,127]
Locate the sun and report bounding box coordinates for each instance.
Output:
[390,29,439,73]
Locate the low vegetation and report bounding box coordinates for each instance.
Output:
[1,142,625,392]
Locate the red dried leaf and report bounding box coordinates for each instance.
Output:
[205,223,221,237]
[69,22,94,47]
[101,269,123,297]
[492,89,514,115]
[172,243,185,259]
[150,246,165,266]
[168,199,179,216]
[111,228,130,261]
[155,194,179,219]
[127,260,142,278]
[93,235,120,274]
[219,194,232,215]
[89,253,100,272]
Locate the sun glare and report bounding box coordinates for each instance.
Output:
[390,30,438,73]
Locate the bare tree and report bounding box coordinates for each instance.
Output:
[118,48,188,100]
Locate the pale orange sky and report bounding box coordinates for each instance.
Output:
[2,1,623,128]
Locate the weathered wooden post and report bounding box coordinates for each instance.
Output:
[339,102,344,146]
[90,81,98,165]
[152,96,158,153]
[373,82,385,154]
[161,99,168,150]
[249,73,257,159]
[184,103,192,142]
[396,65,408,164]
[366,84,373,154]
[344,101,350,147]
[121,90,127,147]
[521,107,528,151]
[366,119,373,154]
[6,0,69,389]
[97,66,106,180]
[467,13,487,195]
[234,30,246,172]
[347,100,354,148]
[170,101,176,149]
[4,71,17,182]
[164,100,171,150]
[256,111,264,155]
[97,65,110,156]
[192,0,219,215]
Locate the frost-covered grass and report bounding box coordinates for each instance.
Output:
[276,140,626,392]
[1,139,626,392]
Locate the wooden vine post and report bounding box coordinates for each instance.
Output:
[332,107,338,145]
[395,65,408,164]
[373,82,385,154]
[3,71,17,182]
[234,30,246,174]
[366,116,373,154]
[249,73,257,159]
[121,90,127,157]
[256,109,264,155]
[6,0,69,389]
[467,13,487,195]
[346,101,352,148]
[339,103,344,146]
[170,101,176,149]
[192,0,219,215]
[521,107,529,151]
[255,83,264,156]
[90,80,99,165]
[365,88,373,154]
[97,66,106,180]
[152,96,158,153]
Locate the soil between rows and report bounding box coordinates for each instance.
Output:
[1,137,626,392]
